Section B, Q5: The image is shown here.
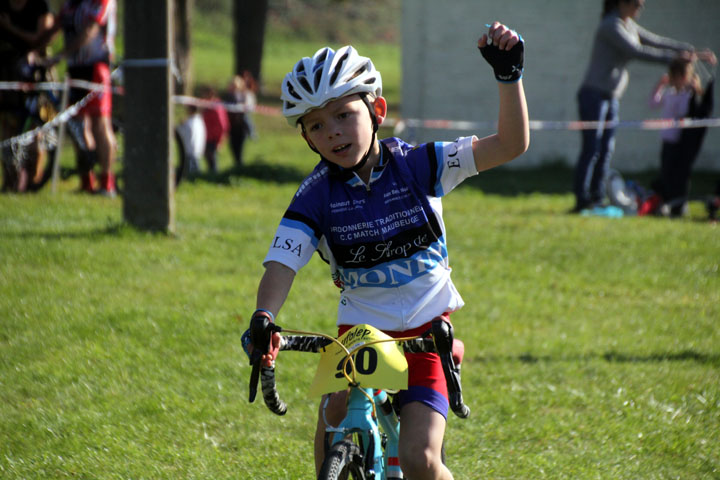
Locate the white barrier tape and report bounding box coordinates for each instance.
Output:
[389,116,720,133]
[531,118,720,131]
[173,95,253,114]
[7,79,715,131]
[0,81,62,91]
[0,87,98,163]
[0,79,120,93]
[3,79,718,166]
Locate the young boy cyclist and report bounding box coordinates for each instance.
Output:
[246,22,529,479]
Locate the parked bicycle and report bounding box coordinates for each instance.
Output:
[247,316,470,480]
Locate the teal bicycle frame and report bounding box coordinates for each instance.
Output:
[324,388,402,479]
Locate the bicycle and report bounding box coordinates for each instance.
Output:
[247,316,470,480]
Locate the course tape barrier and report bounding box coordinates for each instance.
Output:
[2,78,719,163]
[0,80,100,164]
[387,117,720,132]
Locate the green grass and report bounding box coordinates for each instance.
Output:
[2,13,719,480]
[2,121,719,479]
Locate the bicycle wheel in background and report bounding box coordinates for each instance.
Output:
[318,438,366,480]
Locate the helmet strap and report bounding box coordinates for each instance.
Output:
[350,93,379,172]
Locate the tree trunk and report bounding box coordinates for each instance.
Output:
[122,1,175,233]
[233,0,269,84]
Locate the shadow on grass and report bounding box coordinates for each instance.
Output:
[462,164,574,195]
[188,157,307,186]
[462,165,720,197]
[173,152,720,197]
[490,350,720,366]
[0,221,175,240]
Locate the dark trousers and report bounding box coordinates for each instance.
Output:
[205,141,219,173]
[573,86,619,208]
[229,123,248,167]
[655,126,708,213]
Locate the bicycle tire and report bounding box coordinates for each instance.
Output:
[318,438,366,480]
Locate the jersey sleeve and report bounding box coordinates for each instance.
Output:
[405,135,477,197]
[263,165,329,272]
[435,135,478,196]
[262,209,320,273]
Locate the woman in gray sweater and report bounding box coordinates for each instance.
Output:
[572,0,696,212]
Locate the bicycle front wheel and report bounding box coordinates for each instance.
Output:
[318,438,366,480]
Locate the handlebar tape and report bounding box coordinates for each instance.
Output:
[260,366,287,415]
[248,316,286,415]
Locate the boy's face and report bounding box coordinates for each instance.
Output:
[301,95,383,170]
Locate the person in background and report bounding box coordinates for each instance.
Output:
[199,85,229,174]
[222,74,255,168]
[175,103,206,179]
[0,0,56,192]
[241,70,258,139]
[639,54,716,217]
[571,0,706,213]
[50,0,117,196]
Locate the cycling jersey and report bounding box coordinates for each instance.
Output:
[264,135,478,331]
[59,0,116,68]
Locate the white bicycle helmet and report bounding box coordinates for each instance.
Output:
[281,46,383,126]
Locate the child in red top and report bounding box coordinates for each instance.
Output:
[200,85,229,173]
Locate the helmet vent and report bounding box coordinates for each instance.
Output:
[313,68,323,90]
[316,48,329,64]
[286,82,302,100]
[349,64,367,81]
[298,76,313,94]
[330,52,350,84]
[364,76,376,85]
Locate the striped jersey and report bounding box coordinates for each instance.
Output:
[264,135,478,331]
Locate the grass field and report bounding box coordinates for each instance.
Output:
[2,14,719,480]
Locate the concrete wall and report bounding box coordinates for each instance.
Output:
[401,1,720,171]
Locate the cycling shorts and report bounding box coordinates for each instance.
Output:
[338,316,450,419]
[69,62,112,117]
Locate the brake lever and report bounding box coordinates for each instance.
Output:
[249,357,261,403]
[431,319,470,418]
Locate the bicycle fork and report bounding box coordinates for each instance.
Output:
[374,389,403,480]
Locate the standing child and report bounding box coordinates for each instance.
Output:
[175,104,206,178]
[245,22,529,479]
[199,85,229,174]
[640,53,716,216]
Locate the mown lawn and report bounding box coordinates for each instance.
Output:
[1,16,718,480]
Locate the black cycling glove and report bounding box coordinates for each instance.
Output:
[479,34,524,83]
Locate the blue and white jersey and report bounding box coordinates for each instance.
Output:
[264,136,478,331]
